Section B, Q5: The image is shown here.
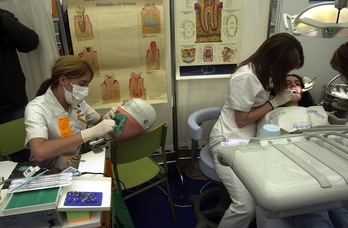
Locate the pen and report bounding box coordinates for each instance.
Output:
[9,169,49,193]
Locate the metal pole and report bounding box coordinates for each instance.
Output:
[55,0,69,55]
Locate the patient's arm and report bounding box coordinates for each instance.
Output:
[327,112,347,125]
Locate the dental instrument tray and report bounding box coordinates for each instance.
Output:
[8,172,73,193]
[217,126,348,219]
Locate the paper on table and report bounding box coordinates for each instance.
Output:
[78,149,106,176]
[0,161,17,205]
[0,161,17,189]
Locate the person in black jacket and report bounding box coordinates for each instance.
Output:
[0,8,39,161]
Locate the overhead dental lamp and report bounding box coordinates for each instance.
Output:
[283,0,348,38]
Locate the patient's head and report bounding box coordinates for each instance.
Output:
[110,98,157,141]
[285,74,315,107]
[285,74,303,106]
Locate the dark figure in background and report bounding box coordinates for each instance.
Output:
[331,42,348,84]
[0,8,39,161]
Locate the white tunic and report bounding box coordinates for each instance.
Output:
[25,87,100,169]
[209,64,270,153]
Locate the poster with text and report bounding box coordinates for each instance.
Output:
[175,0,242,80]
[67,0,168,109]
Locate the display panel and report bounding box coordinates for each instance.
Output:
[174,0,243,80]
[66,0,168,109]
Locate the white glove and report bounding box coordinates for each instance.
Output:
[269,90,293,109]
[103,107,118,120]
[81,119,116,142]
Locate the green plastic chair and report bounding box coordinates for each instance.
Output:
[110,122,177,224]
[0,117,26,160]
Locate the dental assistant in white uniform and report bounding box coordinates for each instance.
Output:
[209,33,305,228]
[25,55,116,171]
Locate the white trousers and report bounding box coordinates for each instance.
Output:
[213,152,255,228]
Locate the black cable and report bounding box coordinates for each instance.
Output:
[46,156,59,168]
[336,8,341,24]
[78,172,128,194]
[115,179,127,191]
[43,156,62,174]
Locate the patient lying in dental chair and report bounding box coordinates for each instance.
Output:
[257,74,346,135]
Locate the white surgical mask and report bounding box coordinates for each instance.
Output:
[64,78,89,105]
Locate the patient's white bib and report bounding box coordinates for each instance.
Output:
[257,106,329,134]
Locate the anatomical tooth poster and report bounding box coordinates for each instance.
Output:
[66,0,168,109]
[175,0,242,79]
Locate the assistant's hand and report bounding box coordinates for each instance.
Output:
[268,90,293,109]
[81,119,116,142]
[103,107,118,120]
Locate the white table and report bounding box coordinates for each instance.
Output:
[59,149,112,228]
[0,149,112,228]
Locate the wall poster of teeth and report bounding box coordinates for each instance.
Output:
[174,0,242,80]
[66,0,169,109]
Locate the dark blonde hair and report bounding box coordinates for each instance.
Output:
[238,33,304,94]
[36,55,94,96]
[330,42,348,81]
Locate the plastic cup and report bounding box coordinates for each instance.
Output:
[259,124,281,138]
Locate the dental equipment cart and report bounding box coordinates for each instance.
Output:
[217,126,348,219]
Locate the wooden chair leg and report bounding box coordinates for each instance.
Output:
[98,211,112,228]
[97,158,114,228]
